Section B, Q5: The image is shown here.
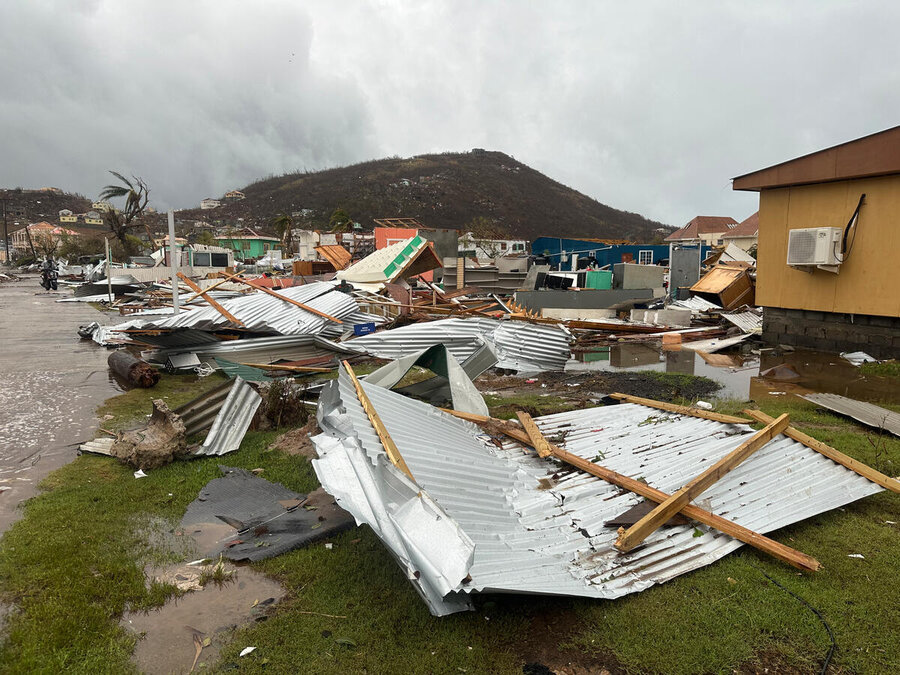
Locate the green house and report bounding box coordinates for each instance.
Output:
[215,228,281,262]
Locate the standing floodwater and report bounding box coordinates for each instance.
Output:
[0,277,123,533]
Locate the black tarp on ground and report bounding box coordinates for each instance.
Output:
[180,466,354,562]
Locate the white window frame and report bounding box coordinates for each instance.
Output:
[638,249,653,265]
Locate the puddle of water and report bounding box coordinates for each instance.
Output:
[568,343,899,404]
[123,564,284,675]
[0,277,124,533]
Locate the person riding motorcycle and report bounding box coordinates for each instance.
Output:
[40,256,59,290]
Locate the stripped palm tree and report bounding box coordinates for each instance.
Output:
[271,213,294,257]
[98,171,151,253]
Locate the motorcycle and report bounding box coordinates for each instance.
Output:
[40,263,59,291]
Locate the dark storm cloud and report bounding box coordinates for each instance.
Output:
[0,1,378,209]
[2,1,899,223]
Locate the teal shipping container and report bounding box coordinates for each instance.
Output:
[585,270,613,289]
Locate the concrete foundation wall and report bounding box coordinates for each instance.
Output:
[763,307,900,359]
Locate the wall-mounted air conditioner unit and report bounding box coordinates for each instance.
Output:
[786,227,843,267]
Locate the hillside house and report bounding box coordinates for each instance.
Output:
[665,216,738,246]
[732,125,900,357]
[223,190,245,201]
[11,222,80,257]
[200,198,221,210]
[215,228,280,262]
[721,212,759,252]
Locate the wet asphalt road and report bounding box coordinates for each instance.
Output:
[0,276,122,533]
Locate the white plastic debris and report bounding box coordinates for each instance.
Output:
[325,543,334,550]
[847,554,865,559]
[840,351,877,366]
[239,647,256,657]
[695,401,713,410]
[133,469,148,479]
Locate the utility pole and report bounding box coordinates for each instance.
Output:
[0,197,9,264]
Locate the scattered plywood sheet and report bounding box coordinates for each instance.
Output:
[315,244,352,271]
[801,393,900,437]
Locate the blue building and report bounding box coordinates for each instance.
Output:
[531,237,711,271]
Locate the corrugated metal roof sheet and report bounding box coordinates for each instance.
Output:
[312,372,883,616]
[146,334,364,368]
[347,317,571,371]
[721,310,763,334]
[671,296,721,312]
[107,282,359,336]
[802,393,900,437]
[195,376,262,456]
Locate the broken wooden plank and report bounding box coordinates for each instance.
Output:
[223,272,343,323]
[743,408,900,494]
[441,408,819,572]
[515,411,553,458]
[614,413,790,552]
[609,393,752,425]
[184,273,245,303]
[177,272,245,327]
[343,360,415,481]
[240,362,332,373]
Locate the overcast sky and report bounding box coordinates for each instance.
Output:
[1,1,898,226]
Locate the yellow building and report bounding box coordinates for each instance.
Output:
[733,126,900,357]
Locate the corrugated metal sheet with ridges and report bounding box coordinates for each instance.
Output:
[146,334,365,368]
[194,376,263,456]
[801,393,900,437]
[107,282,360,336]
[346,317,572,371]
[313,371,884,615]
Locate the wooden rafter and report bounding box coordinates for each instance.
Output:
[176,272,245,327]
[609,393,752,425]
[223,272,343,323]
[743,409,900,493]
[614,413,790,552]
[441,408,819,572]
[343,361,415,481]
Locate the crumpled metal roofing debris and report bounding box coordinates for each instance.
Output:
[106,282,359,336]
[347,317,572,371]
[145,334,364,369]
[194,376,262,456]
[670,296,721,312]
[802,393,900,438]
[364,343,490,415]
[721,310,763,334]
[312,371,882,616]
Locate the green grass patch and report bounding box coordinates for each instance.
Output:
[860,359,900,378]
[484,392,580,419]
[97,372,228,430]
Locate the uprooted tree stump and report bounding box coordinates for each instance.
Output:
[110,400,189,469]
[108,350,160,388]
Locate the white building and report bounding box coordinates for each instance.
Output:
[457,231,527,260]
[200,198,221,210]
